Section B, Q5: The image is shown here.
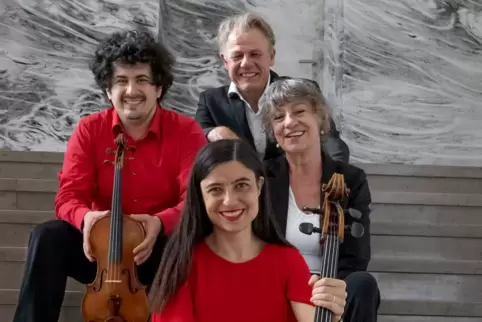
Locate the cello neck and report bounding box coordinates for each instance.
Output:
[315,234,341,322]
[314,173,347,322]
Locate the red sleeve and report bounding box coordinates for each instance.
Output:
[285,247,313,305]
[150,280,195,322]
[153,120,207,235]
[54,118,95,230]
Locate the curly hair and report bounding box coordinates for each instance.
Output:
[89,29,175,102]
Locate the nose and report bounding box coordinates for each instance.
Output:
[240,55,252,68]
[222,189,237,207]
[283,113,298,128]
[125,81,136,95]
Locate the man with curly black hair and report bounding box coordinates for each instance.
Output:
[13,29,207,322]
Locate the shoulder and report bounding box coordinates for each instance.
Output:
[198,86,230,106]
[160,108,204,135]
[72,108,112,141]
[77,108,112,128]
[200,85,229,98]
[333,160,367,187]
[264,154,288,178]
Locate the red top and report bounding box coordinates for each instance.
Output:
[151,242,313,322]
[54,106,207,234]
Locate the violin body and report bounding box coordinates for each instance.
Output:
[81,134,150,322]
[82,215,149,322]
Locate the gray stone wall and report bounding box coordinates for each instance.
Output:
[1,0,481,166]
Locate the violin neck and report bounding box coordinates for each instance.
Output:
[314,234,340,322]
[108,166,123,264]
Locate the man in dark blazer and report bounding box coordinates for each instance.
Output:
[194,13,350,162]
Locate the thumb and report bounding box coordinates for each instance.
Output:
[97,210,110,218]
[308,274,320,286]
[130,214,150,221]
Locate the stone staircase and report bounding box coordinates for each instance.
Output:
[1,150,481,321]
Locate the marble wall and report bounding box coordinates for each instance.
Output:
[323,0,482,166]
[1,0,481,166]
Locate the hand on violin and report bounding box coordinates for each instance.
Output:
[129,214,162,265]
[82,210,110,262]
[309,275,347,321]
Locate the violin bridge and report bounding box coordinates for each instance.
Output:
[104,280,122,283]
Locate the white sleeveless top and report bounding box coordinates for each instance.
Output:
[285,186,322,272]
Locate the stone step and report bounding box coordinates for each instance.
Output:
[0,179,56,211]
[0,151,62,180]
[1,284,481,318]
[2,178,482,211]
[379,316,482,322]
[371,204,482,238]
[374,272,482,316]
[0,244,480,298]
[0,289,83,322]
[2,203,481,239]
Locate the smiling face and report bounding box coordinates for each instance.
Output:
[271,101,322,154]
[106,62,162,127]
[221,28,275,97]
[200,160,264,235]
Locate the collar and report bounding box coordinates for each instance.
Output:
[227,73,271,110]
[112,105,163,141]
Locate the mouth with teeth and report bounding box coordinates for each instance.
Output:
[239,72,258,78]
[123,97,145,105]
[285,131,305,138]
[220,209,244,222]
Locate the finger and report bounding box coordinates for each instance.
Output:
[312,285,346,300]
[130,214,150,222]
[334,315,342,322]
[83,241,95,262]
[133,238,149,255]
[311,293,346,307]
[314,277,346,288]
[310,299,344,316]
[135,247,153,265]
[308,274,320,286]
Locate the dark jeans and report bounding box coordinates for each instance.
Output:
[344,271,381,322]
[13,219,166,322]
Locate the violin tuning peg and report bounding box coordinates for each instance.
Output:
[103,160,114,165]
[347,208,362,219]
[105,148,115,155]
[350,222,364,238]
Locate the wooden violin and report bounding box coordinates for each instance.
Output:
[300,173,364,322]
[82,133,150,322]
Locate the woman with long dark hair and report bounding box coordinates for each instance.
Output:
[149,139,345,321]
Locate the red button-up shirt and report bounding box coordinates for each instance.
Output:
[54,106,207,235]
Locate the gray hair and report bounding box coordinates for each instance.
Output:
[217,12,276,53]
[259,78,330,138]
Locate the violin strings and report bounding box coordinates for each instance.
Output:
[316,184,342,322]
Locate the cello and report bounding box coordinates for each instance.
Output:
[299,173,365,322]
[82,133,150,322]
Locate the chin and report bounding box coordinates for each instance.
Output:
[283,144,307,154]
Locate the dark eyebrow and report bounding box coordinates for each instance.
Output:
[205,177,251,189]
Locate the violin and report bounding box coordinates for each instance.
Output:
[300,173,364,322]
[82,133,150,322]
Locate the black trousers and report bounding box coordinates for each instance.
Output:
[13,219,166,322]
[343,271,381,322]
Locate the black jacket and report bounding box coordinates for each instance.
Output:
[195,70,350,162]
[264,151,372,279]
